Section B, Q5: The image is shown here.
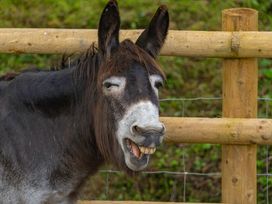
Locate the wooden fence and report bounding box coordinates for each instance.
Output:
[1,7,271,204]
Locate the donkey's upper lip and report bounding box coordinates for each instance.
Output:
[124,137,157,148]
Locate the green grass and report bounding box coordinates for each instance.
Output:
[0,0,272,203]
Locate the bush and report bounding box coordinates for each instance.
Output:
[0,0,271,203]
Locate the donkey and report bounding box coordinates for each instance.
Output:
[0,0,169,203]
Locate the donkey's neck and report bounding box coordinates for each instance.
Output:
[12,68,77,117]
[5,65,104,191]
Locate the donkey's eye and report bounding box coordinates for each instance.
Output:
[102,76,126,96]
[103,82,119,89]
[155,81,163,89]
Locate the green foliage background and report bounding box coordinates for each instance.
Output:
[0,0,271,203]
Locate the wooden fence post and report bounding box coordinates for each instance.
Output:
[222,8,258,204]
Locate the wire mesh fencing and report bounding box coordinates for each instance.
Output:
[80,97,272,204]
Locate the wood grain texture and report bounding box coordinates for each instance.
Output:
[78,201,224,204]
[161,117,272,145]
[0,28,272,57]
[221,8,258,204]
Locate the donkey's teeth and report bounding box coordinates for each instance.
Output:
[150,148,156,154]
[126,138,156,157]
[139,146,156,155]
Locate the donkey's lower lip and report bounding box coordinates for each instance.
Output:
[123,138,153,171]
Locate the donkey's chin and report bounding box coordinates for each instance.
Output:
[122,138,157,171]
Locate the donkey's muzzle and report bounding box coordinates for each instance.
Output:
[131,123,165,136]
[130,123,165,147]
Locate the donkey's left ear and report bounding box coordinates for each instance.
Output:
[136,5,169,59]
[98,0,120,58]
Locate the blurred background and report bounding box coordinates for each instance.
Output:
[0,0,271,203]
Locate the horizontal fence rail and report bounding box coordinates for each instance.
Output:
[0,8,270,203]
[1,29,272,57]
[161,117,272,145]
[78,201,224,204]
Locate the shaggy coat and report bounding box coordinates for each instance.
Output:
[0,1,169,203]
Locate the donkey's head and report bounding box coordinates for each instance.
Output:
[94,0,169,172]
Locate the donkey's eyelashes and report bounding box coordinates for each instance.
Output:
[102,76,126,95]
[103,82,119,89]
[149,75,164,97]
[150,75,164,87]
[155,81,163,89]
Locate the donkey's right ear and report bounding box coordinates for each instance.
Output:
[98,0,120,58]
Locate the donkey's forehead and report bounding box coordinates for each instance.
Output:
[100,40,165,81]
[113,40,163,72]
[114,61,163,79]
[101,60,164,82]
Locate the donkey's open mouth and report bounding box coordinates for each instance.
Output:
[116,101,165,171]
[125,138,156,159]
[122,138,152,171]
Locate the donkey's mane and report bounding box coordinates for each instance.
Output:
[0,44,98,83]
[0,40,164,84]
[0,68,42,81]
[98,40,165,80]
[62,39,165,83]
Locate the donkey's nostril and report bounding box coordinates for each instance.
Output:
[131,124,166,135]
[132,125,144,135]
[160,124,166,134]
